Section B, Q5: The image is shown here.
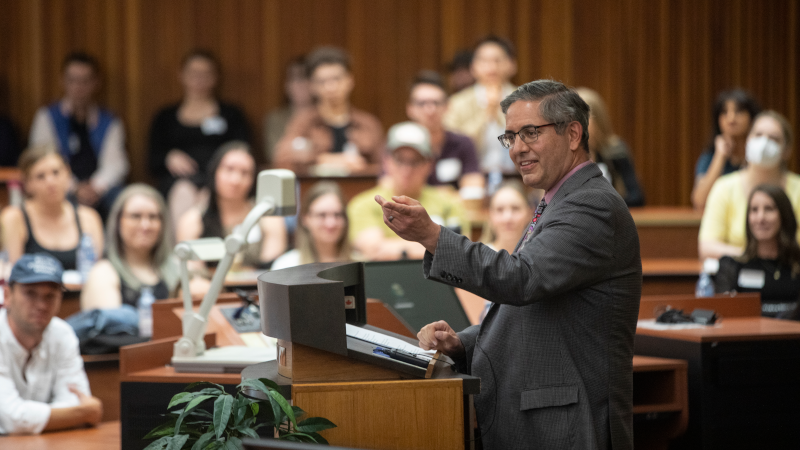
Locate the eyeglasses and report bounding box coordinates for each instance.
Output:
[410,99,446,109]
[497,123,560,149]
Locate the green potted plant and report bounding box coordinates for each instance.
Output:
[143,378,336,449]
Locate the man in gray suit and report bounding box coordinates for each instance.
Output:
[375,79,641,449]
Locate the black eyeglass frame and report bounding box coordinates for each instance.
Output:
[497,122,560,149]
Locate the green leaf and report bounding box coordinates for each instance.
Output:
[143,420,178,439]
[296,417,337,433]
[224,436,243,450]
[185,381,226,393]
[213,394,234,440]
[190,431,215,450]
[234,425,260,439]
[306,431,329,445]
[256,378,281,392]
[280,432,318,442]
[168,392,195,409]
[166,434,190,450]
[237,379,271,399]
[143,436,171,450]
[249,403,259,417]
[175,395,214,436]
[268,390,296,427]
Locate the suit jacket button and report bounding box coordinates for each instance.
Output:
[457,278,462,283]
[440,271,446,278]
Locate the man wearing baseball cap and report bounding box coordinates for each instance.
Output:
[348,121,467,260]
[0,253,102,435]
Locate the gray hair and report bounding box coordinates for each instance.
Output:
[500,79,590,152]
[106,184,179,293]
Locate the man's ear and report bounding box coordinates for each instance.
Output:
[568,122,583,151]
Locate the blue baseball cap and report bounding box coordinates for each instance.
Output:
[8,254,64,285]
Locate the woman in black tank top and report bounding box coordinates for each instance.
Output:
[80,184,179,311]
[0,144,103,271]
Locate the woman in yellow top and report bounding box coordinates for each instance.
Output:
[699,111,798,259]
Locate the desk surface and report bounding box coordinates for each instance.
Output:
[641,258,701,276]
[629,207,702,226]
[637,317,800,343]
[0,421,119,449]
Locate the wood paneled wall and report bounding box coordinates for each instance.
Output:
[1,0,797,206]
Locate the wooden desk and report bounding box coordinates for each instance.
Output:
[630,207,701,259]
[83,353,121,422]
[632,355,689,450]
[635,317,800,449]
[639,292,761,321]
[641,258,701,295]
[0,421,120,450]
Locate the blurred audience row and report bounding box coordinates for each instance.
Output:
[1,36,799,323]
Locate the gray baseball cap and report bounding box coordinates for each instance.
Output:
[9,254,64,285]
[386,121,432,159]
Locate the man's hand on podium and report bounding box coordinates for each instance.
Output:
[418,320,465,359]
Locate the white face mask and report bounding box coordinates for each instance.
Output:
[746,136,782,167]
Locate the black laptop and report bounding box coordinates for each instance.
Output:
[363,259,472,332]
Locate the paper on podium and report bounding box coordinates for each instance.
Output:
[346,324,435,359]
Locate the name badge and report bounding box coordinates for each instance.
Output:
[738,269,765,289]
[436,158,462,183]
[201,116,228,135]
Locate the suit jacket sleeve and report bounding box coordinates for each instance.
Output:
[423,188,618,305]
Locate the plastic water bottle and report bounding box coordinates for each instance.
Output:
[487,170,503,196]
[695,273,715,298]
[76,234,96,283]
[695,258,718,298]
[137,286,155,337]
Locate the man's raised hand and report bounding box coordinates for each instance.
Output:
[375,195,441,253]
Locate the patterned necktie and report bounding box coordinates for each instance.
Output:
[515,199,547,253]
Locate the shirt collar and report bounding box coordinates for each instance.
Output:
[544,160,592,204]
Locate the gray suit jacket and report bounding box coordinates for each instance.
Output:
[423,163,641,449]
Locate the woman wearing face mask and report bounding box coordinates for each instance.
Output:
[480,180,534,253]
[699,111,799,259]
[692,89,761,210]
[715,185,800,319]
[270,182,352,270]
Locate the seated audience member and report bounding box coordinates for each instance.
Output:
[148,49,250,226]
[274,46,384,174]
[0,114,21,167]
[80,184,179,311]
[406,71,484,191]
[271,182,352,270]
[699,111,800,259]
[28,52,129,219]
[177,142,287,292]
[480,180,534,252]
[0,254,102,434]
[443,36,517,173]
[692,89,761,209]
[348,122,466,260]
[0,145,104,270]
[576,87,645,207]
[715,185,800,319]
[263,56,312,165]
[446,50,475,94]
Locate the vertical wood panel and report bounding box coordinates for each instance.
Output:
[0,0,797,206]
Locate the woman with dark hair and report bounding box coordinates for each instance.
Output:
[177,141,286,293]
[80,184,179,310]
[692,89,761,209]
[271,182,352,270]
[148,49,250,226]
[699,110,799,259]
[715,184,800,319]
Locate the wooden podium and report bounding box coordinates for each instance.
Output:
[244,262,480,450]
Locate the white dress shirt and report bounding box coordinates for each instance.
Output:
[0,309,90,435]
